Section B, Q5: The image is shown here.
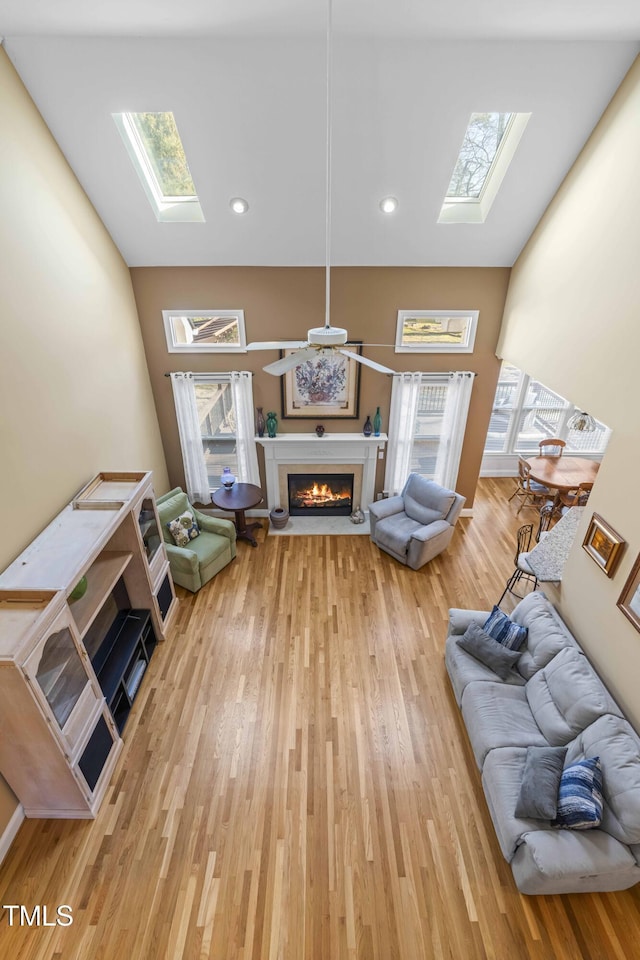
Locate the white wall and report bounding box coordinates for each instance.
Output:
[498,55,640,726]
[0,50,169,835]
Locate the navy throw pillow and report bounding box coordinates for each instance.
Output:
[552,757,603,830]
[482,605,528,651]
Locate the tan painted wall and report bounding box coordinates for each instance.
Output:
[131,265,510,508]
[498,55,640,727]
[0,52,168,834]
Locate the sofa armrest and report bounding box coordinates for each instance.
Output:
[165,543,199,574]
[193,510,237,541]
[447,608,491,637]
[368,495,404,521]
[411,519,450,542]
[511,829,640,895]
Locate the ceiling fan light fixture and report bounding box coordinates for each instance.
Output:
[379,196,398,214]
[307,325,348,346]
[230,197,249,214]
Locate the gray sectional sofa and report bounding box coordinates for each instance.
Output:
[445,592,640,894]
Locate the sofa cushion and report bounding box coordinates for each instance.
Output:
[566,715,640,845]
[403,475,455,526]
[374,514,423,556]
[482,605,528,650]
[481,746,553,861]
[445,634,525,705]
[456,623,522,681]
[525,647,623,745]
[461,682,547,769]
[510,592,579,679]
[552,757,603,830]
[515,745,568,820]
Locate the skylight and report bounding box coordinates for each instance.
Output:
[438,111,530,224]
[113,111,205,222]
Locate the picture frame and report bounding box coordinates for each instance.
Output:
[582,513,625,577]
[395,310,479,353]
[280,343,362,419]
[618,552,640,633]
[162,309,246,353]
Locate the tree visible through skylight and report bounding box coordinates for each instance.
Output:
[446,112,513,200]
[130,112,196,199]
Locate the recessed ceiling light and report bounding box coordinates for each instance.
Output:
[230,197,249,214]
[379,196,398,214]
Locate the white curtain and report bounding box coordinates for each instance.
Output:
[230,371,260,485]
[434,372,475,489]
[384,370,474,495]
[383,372,422,496]
[169,372,211,504]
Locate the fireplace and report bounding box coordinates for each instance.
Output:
[288,473,354,517]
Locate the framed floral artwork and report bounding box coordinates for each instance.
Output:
[618,553,640,633]
[582,513,625,577]
[280,344,362,419]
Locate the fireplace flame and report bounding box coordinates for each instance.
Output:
[296,481,351,507]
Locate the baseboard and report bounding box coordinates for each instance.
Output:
[0,803,25,866]
[460,507,474,518]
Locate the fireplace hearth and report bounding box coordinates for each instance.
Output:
[288,473,354,517]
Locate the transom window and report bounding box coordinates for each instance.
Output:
[113,111,204,222]
[484,362,610,457]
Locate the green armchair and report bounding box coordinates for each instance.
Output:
[157,487,236,592]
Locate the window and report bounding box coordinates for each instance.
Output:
[484,362,611,458]
[195,379,239,489]
[395,310,478,353]
[113,112,204,222]
[439,112,530,224]
[163,310,246,353]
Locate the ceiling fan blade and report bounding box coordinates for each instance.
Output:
[262,346,319,376]
[337,349,396,375]
[246,340,308,351]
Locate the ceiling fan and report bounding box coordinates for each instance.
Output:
[245,0,396,380]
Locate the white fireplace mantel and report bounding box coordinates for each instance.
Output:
[256,433,387,512]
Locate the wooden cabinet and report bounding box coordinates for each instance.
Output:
[0,471,177,818]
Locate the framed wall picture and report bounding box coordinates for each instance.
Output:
[281,344,361,419]
[582,513,625,577]
[395,310,479,353]
[162,310,246,352]
[618,553,640,633]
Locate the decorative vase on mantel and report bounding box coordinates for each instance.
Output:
[270,506,289,529]
[373,406,382,437]
[266,411,278,438]
[363,415,373,437]
[256,407,265,438]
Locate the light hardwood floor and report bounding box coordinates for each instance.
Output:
[1,478,639,959]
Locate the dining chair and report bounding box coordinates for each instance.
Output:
[558,481,593,513]
[536,502,555,542]
[538,438,566,457]
[498,523,538,606]
[508,457,552,514]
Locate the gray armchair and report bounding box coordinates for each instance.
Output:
[368,474,465,570]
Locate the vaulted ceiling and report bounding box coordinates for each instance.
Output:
[2,1,639,268]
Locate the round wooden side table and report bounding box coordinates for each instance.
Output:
[211,482,264,547]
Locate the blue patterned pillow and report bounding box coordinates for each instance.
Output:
[552,757,603,830]
[482,605,528,650]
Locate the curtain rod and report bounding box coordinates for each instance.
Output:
[164,371,254,377]
[389,371,477,378]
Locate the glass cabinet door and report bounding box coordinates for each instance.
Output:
[138,498,162,565]
[34,626,88,729]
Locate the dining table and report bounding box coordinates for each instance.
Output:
[525,455,600,512]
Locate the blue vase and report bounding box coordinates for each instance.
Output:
[363,416,372,437]
[373,406,382,437]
